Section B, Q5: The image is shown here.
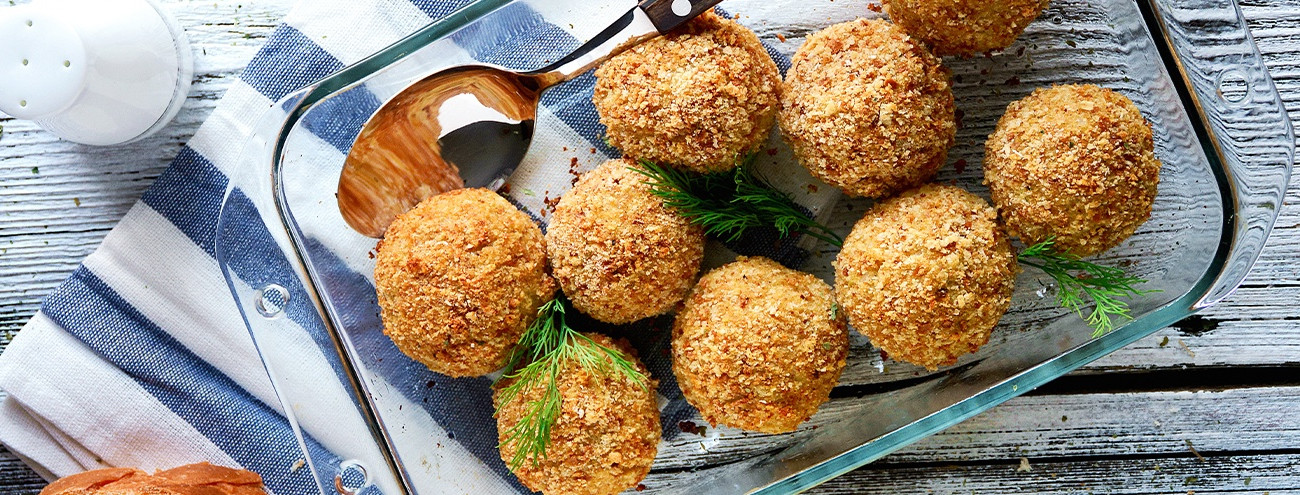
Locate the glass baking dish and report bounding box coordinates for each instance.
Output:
[213,0,1293,493]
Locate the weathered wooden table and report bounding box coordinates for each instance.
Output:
[1,0,1297,492]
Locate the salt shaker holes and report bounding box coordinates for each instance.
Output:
[0,0,193,144]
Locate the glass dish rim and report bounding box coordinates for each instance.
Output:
[219,0,1295,492]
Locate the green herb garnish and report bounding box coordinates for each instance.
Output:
[494,296,648,469]
[630,156,843,247]
[1018,237,1156,337]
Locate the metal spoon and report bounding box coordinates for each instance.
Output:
[338,0,723,238]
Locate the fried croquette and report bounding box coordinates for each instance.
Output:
[672,257,848,433]
[984,84,1161,256]
[495,334,660,495]
[834,184,1018,370]
[547,159,706,324]
[594,10,781,173]
[375,188,555,377]
[779,18,956,198]
[882,0,1049,56]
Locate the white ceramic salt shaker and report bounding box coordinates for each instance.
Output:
[0,0,192,146]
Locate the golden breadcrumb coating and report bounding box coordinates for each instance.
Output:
[984,84,1161,256]
[672,257,848,433]
[779,18,955,198]
[494,333,660,495]
[883,0,1049,56]
[834,184,1018,370]
[547,159,705,324]
[375,188,555,377]
[594,10,781,173]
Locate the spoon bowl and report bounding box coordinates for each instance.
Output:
[338,67,544,238]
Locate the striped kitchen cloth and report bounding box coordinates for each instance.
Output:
[0,0,840,493]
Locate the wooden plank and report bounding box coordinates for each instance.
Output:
[801,453,1300,495]
[651,386,1300,471]
[639,385,1300,492]
[893,386,1300,463]
[0,449,43,495]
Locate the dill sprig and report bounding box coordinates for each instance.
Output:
[1017,237,1157,337]
[629,156,843,247]
[494,296,648,469]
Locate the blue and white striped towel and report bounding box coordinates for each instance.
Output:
[0,0,840,492]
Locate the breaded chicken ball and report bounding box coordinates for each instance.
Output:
[780,19,956,198]
[547,159,706,324]
[375,188,555,377]
[835,185,1018,370]
[594,10,781,173]
[984,84,1161,256]
[495,333,660,495]
[673,257,848,433]
[883,0,1049,56]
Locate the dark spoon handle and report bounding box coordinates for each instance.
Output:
[638,0,725,33]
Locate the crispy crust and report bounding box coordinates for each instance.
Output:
[374,188,556,377]
[494,334,660,495]
[983,84,1161,256]
[41,463,266,495]
[672,257,848,433]
[834,184,1018,370]
[779,18,955,198]
[594,10,781,173]
[547,159,705,323]
[882,0,1049,56]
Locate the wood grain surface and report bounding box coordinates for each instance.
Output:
[1,0,1298,493]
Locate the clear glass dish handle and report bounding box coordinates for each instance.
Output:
[216,91,402,495]
[1146,0,1295,307]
